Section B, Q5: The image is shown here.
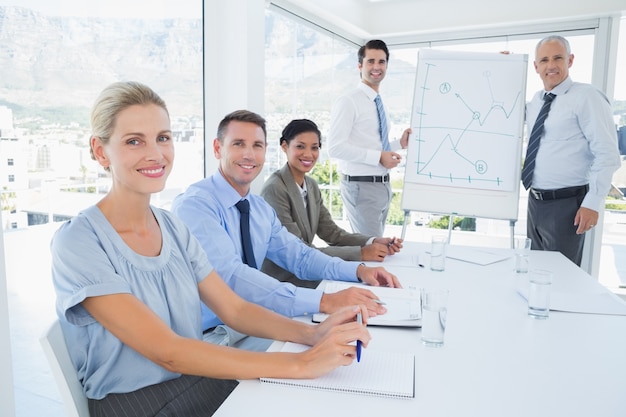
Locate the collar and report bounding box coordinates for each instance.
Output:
[297,179,308,195]
[281,163,308,198]
[357,81,379,101]
[213,169,250,209]
[545,76,573,97]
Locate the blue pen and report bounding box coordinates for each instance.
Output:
[356,312,363,362]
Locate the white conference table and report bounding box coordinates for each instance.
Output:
[215,242,626,417]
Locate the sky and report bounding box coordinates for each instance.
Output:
[0,0,200,19]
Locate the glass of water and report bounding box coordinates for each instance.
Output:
[430,236,447,271]
[421,288,450,347]
[514,236,531,273]
[528,269,553,319]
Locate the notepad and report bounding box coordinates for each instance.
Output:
[260,342,415,399]
[312,282,422,327]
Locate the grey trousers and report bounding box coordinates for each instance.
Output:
[527,191,586,266]
[340,179,392,237]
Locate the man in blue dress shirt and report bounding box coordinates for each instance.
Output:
[172,110,399,351]
[524,35,620,266]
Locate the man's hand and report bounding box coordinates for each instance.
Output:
[379,151,401,169]
[319,288,387,317]
[356,265,401,288]
[400,128,412,149]
[574,207,599,234]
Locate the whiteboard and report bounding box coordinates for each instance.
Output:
[402,49,527,221]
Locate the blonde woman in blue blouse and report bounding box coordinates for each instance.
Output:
[50,82,371,417]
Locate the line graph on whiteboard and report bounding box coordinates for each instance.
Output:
[406,50,526,192]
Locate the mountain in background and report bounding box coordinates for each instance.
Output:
[0,6,203,126]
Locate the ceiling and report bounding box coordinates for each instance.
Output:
[271,0,626,45]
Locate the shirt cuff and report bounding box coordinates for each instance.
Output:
[581,193,604,212]
[294,287,324,314]
[342,261,361,283]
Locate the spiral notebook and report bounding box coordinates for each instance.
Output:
[260,342,415,399]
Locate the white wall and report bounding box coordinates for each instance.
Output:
[203,0,266,192]
[0,210,15,416]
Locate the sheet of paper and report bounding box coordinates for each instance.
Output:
[442,245,511,266]
[376,252,425,268]
[516,287,626,316]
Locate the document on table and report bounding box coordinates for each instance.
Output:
[374,251,424,268]
[516,287,626,316]
[374,245,509,267]
[312,282,421,327]
[441,245,510,266]
[260,342,415,399]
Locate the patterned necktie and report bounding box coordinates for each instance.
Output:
[521,93,556,190]
[235,199,257,268]
[374,95,391,151]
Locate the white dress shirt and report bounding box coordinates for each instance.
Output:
[526,77,620,211]
[328,82,403,176]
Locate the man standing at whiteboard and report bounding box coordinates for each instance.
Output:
[524,35,620,266]
[328,39,411,236]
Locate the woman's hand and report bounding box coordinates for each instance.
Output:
[298,306,371,378]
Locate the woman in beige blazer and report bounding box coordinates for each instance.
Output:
[260,119,402,288]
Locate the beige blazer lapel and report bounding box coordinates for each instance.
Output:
[278,165,314,243]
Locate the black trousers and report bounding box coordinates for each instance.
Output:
[527,189,587,266]
[88,374,239,417]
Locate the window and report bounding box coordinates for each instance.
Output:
[264,8,357,175]
[0,1,203,229]
[7,175,14,183]
[264,8,358,218]
[614,17,626,155]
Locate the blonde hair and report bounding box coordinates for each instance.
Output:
[89,81,168,165]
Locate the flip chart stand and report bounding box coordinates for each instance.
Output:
[399,209,516,248]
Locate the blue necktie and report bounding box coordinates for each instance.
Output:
[521,93,556,190]
[374,95,391,151]
[235,199,257,268]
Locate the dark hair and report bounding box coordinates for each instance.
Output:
[280,119,322,148]
[216,110,267,142]
[358,39,389,64]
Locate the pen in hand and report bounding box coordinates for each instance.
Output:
[387,238,396,248]
[356,312,363,362]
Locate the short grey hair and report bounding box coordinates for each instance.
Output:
[535,35,571,58]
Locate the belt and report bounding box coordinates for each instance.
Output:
[529,185,589,201]
[343,174,390,183]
